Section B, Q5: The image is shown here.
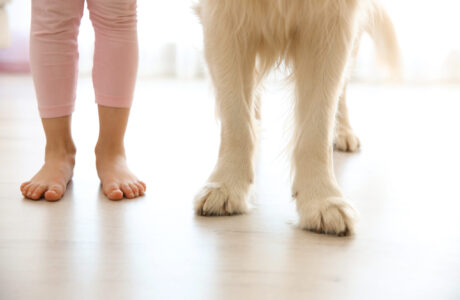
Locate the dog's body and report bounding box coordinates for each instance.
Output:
[194,0,399,235]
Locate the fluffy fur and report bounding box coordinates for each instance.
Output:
[194,0,399,236]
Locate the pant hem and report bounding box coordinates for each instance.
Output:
[95,94,133,108]
[38,104,75,118]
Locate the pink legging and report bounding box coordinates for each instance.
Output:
[30,0,138,118]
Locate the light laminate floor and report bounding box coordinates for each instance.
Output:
[1,75,460,300]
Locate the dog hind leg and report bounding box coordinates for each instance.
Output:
[334,84,361,152]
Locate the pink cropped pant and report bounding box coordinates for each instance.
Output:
[30,0,138,118]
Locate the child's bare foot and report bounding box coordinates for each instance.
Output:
[20,145,76,201]
[95,146,146,200]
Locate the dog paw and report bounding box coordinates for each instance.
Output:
[297,197,357,236]
[194,183,250,216]
[335,128,360,152]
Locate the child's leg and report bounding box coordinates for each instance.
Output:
[87,0,145,200]
[30,0,84,118]
[95,106,146,200]
[21,0,83,201]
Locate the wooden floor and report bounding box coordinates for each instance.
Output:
[1,75,460,300]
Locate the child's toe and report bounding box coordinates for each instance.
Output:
[20,181,30,193]
[26,184,37,198]
[109,189,123,200]
[129,183,139,197]
[103,182,123,200]
[135,182,145,195]
[44,185,64,201]
[120,183,134,199]
[30,184,47,200]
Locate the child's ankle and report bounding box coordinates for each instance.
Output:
[45,140,76,157]
[95,142,125,158]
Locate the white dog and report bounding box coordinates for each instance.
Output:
[194,0,399,236]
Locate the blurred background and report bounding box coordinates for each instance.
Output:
[1,0,460,83]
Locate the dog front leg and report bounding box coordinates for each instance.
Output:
[194,29,257,216]
[291,18,359,236]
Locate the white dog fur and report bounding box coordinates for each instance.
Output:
[194,0,399,236]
